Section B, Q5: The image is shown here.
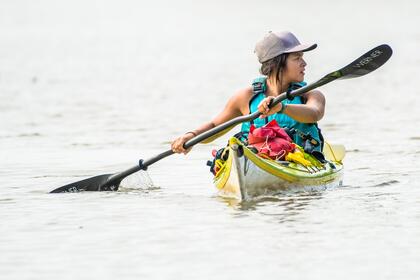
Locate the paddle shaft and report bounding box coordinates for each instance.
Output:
[107,70,345,182]
[107,150,173,182]
[108,71,340,181]
[51,44,392,192]
[108,45,392,184]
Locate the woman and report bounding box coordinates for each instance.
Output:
[171,31,325,154]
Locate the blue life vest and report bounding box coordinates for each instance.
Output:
[240,77,323,152]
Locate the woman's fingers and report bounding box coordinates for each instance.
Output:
[263,97,272,112]
[258,96,281,118]
[171,139,184,153]
[258,97,269,113]
[171,134,195,154]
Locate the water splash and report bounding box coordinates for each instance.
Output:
[119,170,158,191]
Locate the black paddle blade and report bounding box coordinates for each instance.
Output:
[50,174,120,193]
[338,44,393,79]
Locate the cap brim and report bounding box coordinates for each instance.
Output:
[285,43,317,54]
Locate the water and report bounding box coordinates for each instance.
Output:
[1,0,420,279]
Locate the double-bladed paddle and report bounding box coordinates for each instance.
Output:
[50,44,392,193]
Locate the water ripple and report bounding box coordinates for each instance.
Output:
[370,180,400,187]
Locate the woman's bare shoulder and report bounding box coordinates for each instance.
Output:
[229,86,254,113]
[233,86,253,99]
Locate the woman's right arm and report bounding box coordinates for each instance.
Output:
[171,88,250,154]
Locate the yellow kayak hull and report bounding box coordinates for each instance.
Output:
[213,137,343,201]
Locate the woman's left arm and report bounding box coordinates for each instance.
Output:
[283,90,325,123]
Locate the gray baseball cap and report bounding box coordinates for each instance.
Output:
[255,31,317,63]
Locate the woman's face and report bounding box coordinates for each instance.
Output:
[284,52,307,82]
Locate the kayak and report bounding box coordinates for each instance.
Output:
[213,137,344,201]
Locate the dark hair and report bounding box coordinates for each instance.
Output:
[259,53,289,89]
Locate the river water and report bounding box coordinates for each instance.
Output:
[1,0,419,279]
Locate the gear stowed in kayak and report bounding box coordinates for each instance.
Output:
[210,137,343,201]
